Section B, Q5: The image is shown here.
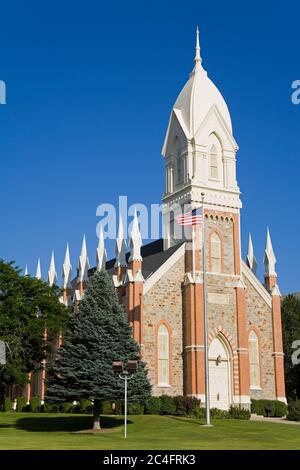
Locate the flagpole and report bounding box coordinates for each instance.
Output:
[201,192,212,427]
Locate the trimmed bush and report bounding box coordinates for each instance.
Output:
[251,399,286,418]
[43,403,60,413]
[287,400,300,421]
[160,395,176,415]
[30,396,41,412]
[4,397,12,412]
[145,397,161,415]
[127,402,144,415]
[274,400,287,417]
[79,399,93,414]
[16,397,27,412]
[228,406,250,420]
[60,402,74,413]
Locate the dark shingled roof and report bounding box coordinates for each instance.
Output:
[89,239,184,280]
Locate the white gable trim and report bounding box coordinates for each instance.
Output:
[241,260,272,308]
[143,243,185,295]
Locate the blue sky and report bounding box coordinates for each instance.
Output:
[0,0,299,293]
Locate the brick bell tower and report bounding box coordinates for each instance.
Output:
[161,28,251,407]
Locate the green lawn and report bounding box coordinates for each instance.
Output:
[0,412,299,450]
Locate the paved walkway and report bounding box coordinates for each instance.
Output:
[250,414,300,425]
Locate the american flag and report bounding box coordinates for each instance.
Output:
[175,206,203,226]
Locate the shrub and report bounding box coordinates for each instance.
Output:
[16,397,27,412]
[79,398,93,414]
[184,396,201,416]
[145,397,161,415]
[287,400,300,421]
[30,396,41,412]
[127,402,144,415]
[4,397,12,412]
[228,406,250,420]
[60,402,74,413]
[274,400,287,417]
[173,396,186,416]
[44,403,60,413]
[251,399,264,415]
[112,401,122,415]
[160,395,176,415]
[100,400,113,415]
[210,408,229,419]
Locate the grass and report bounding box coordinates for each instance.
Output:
[0,412,299,450]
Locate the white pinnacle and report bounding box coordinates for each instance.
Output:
[62,242,72,289]
[246,234,257,275]
[129,208,142,262]
[48,251,57,286]
[194,26,202,64]
[78,234,90,282]
[115,216,127,268]
[35,258,42,280]
[24,265,28,276]
[96,226,107,271]
[264,227,277,277]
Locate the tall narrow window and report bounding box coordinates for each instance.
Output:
[211,232,221,273]
[210,145,218,179]
[157,324,169,385]
[249,330,260,387]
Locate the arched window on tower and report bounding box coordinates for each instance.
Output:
[157,324,170,386]
[249,330,260,388]
[210,232,222,273]
[209,145,218,179]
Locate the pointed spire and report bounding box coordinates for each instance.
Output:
[194,26,202,64]
[24,265,28,276]
[35,258,42,280]
[77,234,90,282]
[96,226,107,272]
[115,216,127,268]
[62,242,72,289]
[48,251,57,286]
[129,208,142,262]
[264,227,277,276]
[246,233,257,275]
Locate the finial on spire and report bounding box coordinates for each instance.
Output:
[78,234,90,282]
[129,208,143,262]
[24,265,28,276]
[96,226,107,272]
[115,216,127,268]
[35,258,42,280]
[246,233,257,275]
[194,26,202,65]
[48,250,57,286]
[62,242,72,289]
[264,227,277,277]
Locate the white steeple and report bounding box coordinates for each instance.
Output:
[77,234,90,282]
[264,227,277,277]
[24,265,29,276]
[246,234,257,275]
[35,258,42,280]
[129,209,142,262]
[115,216,127,268]
[62,243,72,289]
[96,226,107,271]
[48,251,57,286]
[192,26,202,72]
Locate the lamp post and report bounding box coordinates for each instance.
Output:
[113,360,138,439]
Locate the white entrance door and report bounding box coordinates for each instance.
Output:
[208,337,231,410]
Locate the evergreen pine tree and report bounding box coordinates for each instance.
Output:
[46,271,151,430]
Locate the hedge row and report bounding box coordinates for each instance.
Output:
[251,399,287,417]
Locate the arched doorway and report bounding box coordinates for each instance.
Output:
[208,336,232,410]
